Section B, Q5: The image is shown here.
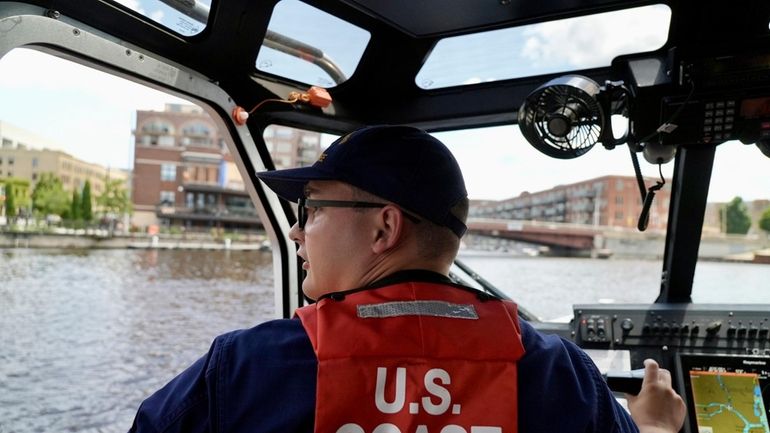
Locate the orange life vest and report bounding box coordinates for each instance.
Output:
[296,281,526,433]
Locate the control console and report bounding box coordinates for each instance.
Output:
[574,304,770,355]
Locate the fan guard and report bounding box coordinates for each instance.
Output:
[518,75,606,159]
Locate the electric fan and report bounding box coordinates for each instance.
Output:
[518,75,612,159]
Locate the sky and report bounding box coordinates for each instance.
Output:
[0,49,188,170]
[0,4,768,203]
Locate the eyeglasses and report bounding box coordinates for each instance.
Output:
[297,197,420,230]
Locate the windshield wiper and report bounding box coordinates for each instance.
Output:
[453,258,539,322]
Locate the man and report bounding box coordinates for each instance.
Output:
[130,125,685,433]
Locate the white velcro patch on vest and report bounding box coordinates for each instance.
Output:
[357,301,478,319]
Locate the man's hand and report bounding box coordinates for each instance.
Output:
[626,359,686,433]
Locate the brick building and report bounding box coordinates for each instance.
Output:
[470,175,672,230]
[0,120,129,215]
[132,105,322,230]
[263,124,322,168]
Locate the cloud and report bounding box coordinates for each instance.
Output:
[0,49,187,110]
[0,49,189,169]
[112,0,145,14]
[150,10,165,22]
[439,125,670,201]
[462,77,497,85]
[520,5,671,70]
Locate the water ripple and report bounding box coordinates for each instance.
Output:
[0,249,273,433]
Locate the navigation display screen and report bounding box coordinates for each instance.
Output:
[678,354,770,433]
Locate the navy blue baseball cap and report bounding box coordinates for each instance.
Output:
[256,125,468,238]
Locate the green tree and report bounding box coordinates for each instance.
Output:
[96,178,133,216]
[5,182,17,218]
[81,180,93,222]
[721,197,752,234]
[13,180,31,212]
[759,207,770,234]
[32,173,69,217]
[70,189,81,221]
[2,179,31,220]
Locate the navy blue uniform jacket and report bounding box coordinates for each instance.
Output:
[129,272,639,433]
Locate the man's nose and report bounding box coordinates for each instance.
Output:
[288,222,303,244]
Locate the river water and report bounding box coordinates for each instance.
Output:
[0,248,768,432]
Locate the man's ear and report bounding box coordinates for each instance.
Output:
[371,205,404,254]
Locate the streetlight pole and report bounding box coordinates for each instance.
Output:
[721,203,726,234]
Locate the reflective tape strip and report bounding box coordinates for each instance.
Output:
[357,301,478,320]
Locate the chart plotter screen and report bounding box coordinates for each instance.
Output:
[678,354,770,433]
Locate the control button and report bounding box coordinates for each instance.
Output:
[727,100,736,107]
[642,324,651,335]
[706,321,722,337]
[705,110,714,117]
[705,102,715,109]
[761,121,770,129]
[671,323,680,334]
[715,109,725,116]
[681,324,690,334]
[714,125,723,131]
[725,116,734,123]
[737,327,747,338]
[704,117,713,125]
[727,325,737,337]
[652,324,661,334]
[597,327,606,338]
[621,318,634,333]
[748,327,758,338]
[715,134,723,140]
[715,117,724,124]
[662,324,671,334]
[726,108,735,115]
[759,328,769,338]
[725,124,733,130]
[715,101,725,108]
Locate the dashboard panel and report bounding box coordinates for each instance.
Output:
[574,303,770,430]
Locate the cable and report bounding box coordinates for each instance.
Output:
[247,95,300,115]
[637,163,666,231]
[629,146,647,201]
[637,80,696,144]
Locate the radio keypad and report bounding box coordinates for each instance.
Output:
[703,100,736,142]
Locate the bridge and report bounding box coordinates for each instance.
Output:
[466,218,601,254]
[465,218,768,259]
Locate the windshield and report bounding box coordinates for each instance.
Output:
[435,126,770,321]
[256,0,371,87]
[0,48,272,431]
[417,4,671,89]
[257,122,769,321]
[110,0,212,36]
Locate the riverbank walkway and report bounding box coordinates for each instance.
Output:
[0,229,270,251]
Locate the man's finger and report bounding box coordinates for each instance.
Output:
[642,359,660,386]
[657,367,672,386]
